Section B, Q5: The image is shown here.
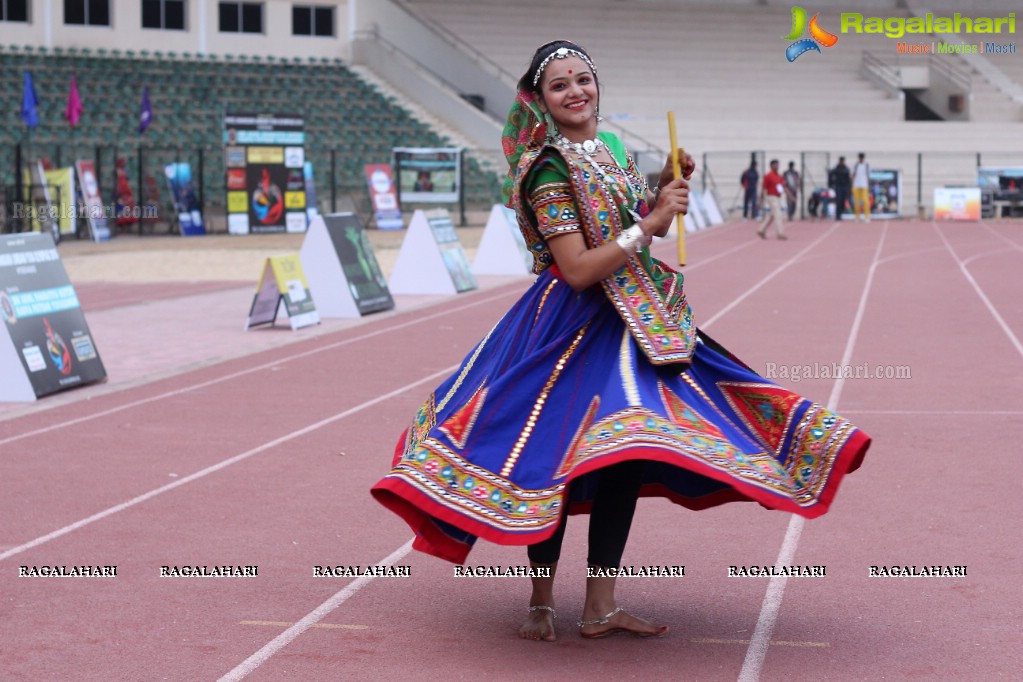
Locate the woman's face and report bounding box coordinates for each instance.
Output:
[538,55,598,135]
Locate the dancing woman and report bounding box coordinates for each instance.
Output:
[372,40,869,641]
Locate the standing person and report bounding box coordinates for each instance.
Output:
[851,152,871,221]
[372,40,870,643]
[740,159,758,220]
[829,156,851,221]
[783,161,800,220]
[757,159,791,240]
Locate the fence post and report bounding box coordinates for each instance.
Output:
[14,142,24,232]
[459,148,466,226]
[137,146,144,236]
[330,149,337,213]
[917,152,923,217]
[198,147,206,229]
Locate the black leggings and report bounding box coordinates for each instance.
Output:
[527,460,645,568]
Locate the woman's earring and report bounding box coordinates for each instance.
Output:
[544,111,559,141]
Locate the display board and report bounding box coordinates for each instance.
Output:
[471,204,532,276]
[363,164,404,230]
[389,209,477,295]
[165,162,206,236]
[0,232,106,401]
[224,112,307,235]
[245,255,320,331]
[392,148,461,204]
[934,188,982,221]
[74,160,110,241]
[300,213,394,318]
[843,168,902,219]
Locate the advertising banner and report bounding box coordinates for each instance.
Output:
[224,112,307,234]
[868,168,901,219]
[934,187,981,221]
[363,164,404,230]
[388,209,477,296]
[300,213,394,318]
[392,148,461,204]
[164,162,206,236]
[74,160,110,241]
[0,232,106,401]
[245,255,320,331]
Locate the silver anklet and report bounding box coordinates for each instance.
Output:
[577,605,622,627]
[530,605,557,618]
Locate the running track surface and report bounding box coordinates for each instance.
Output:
[2,220,1021,681]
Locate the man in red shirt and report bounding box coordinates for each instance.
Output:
[757,159,794,240]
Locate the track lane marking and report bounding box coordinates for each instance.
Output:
[738,224,889,682]
[701,223,841,329]
[0,288,521,447]
[0,370,454,563]
[934,223,1023,362]
[218,540,413,682]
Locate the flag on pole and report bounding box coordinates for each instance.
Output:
[65,75,83,128]
[139,85,153,134]
[21,71,39,129]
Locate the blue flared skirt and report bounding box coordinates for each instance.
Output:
[372,267,869,563]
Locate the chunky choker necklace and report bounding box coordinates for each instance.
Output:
[554,134,605,156]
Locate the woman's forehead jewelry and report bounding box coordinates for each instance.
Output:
[533,47,597,87]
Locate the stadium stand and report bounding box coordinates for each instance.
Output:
[402,0,1022,215]
[0,48,503,229]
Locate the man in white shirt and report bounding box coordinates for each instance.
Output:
[851,153,871,222]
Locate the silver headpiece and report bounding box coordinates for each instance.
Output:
[532,46,598,87]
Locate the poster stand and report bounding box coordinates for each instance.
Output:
[471,204,533,277]
[299,213,394,318]
[245,255,320,331]
[0,233,106,401]
[388,209,477,296]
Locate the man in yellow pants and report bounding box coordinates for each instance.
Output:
[851,152,871,222]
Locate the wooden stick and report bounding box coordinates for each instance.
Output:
[667,111,685,266]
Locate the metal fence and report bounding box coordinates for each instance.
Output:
[0,142,502,236]
[704,149,1023,220]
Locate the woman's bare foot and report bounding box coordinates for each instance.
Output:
[578,605,668,639]
[519,605,557,641]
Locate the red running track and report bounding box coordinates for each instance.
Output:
[1,220,1021,681]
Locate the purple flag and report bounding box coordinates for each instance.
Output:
[139,85,153,134]
[65,75,83,128]
[21,71,39,129]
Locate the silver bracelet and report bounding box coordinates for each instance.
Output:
[615,224,649,258]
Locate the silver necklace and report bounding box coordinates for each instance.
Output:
[563,141,645,223]
[554,134,605,156]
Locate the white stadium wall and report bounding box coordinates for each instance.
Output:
[0,0,350,60]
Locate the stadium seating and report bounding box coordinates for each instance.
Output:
[0,49,503,214]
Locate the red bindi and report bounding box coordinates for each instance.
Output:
[568,69,573,74]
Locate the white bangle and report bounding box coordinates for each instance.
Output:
[615,224,649,258]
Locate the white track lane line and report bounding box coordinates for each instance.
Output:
[738,224,889,682]
[934,223,1023,362]
[701,223,841,329]
[0,367,455,562]
[217,539,414,682]
[0,288,520,447]
[222,222,853,680]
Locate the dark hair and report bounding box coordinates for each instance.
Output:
[770,159,779,166]
[523,40,597,95]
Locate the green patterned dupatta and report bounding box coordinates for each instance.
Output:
[512,132,697,366]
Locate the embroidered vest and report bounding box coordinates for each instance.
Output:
[511,137,696,365]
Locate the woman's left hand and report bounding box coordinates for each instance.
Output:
[656,151,696,193]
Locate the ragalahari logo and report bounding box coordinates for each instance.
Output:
[784,6,839,61]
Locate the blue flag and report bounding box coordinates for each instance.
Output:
[139,85,153,134]
[20,71,39,129]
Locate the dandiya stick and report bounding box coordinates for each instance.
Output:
[667,111,685,266]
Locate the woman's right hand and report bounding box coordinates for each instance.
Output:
[642,177,689,238]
